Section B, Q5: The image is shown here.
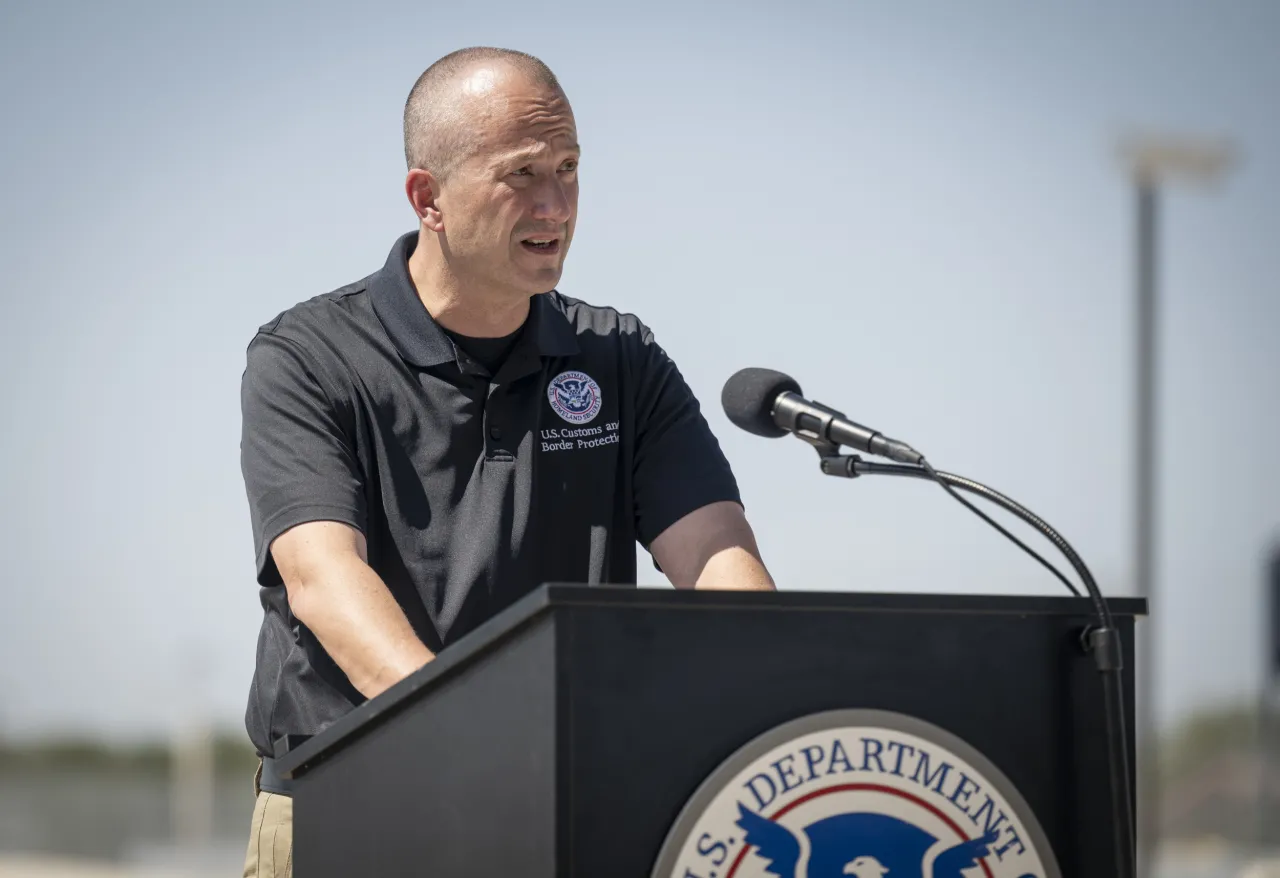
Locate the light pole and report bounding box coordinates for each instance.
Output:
[1262,544,1280,846]
[1118,134,1235,878]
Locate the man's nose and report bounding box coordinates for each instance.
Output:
[531,177,573,224]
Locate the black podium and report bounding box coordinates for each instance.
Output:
[274,584,1144,876]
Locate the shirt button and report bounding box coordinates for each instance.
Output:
[489,426,502,440]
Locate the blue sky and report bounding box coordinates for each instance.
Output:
[1,0,1276,741]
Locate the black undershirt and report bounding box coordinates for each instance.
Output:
[443,323,525,375]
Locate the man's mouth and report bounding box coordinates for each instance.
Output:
[521,236,561,255]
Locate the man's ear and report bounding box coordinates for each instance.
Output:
[405,168,444,231]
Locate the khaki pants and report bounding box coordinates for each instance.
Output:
[243,763,293,877]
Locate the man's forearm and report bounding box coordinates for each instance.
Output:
[286,552,434,699]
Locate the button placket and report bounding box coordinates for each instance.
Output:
[484,381,513,461]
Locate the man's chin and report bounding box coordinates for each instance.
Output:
[520,267,564,292]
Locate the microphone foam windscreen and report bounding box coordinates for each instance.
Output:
[721,368,803,438]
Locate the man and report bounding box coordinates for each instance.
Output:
[238,46,774,877]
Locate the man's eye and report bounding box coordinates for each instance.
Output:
[560,160,578,173]
[512,167,533,176]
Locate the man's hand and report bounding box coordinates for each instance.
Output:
[649,501,775,591]
[270,520,435,699]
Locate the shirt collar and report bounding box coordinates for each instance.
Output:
[369,231,580,370]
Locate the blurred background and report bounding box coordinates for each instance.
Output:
[1,0,1277,875]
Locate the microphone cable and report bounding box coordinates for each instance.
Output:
[919,457,1082,599]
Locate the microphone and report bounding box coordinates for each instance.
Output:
[721,367,924,465]
[720,364,1136,878]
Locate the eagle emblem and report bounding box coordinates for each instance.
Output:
[650,710,1058,878]
[736,804,1008,878]
[547,370,602,424]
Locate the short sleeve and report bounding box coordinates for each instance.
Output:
[631,326,742,548]
[240,331,367,586]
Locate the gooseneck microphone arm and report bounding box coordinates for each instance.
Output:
[821,457,1085,598]
[820,454,1134,878]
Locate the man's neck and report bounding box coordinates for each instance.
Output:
[407,238,531,339]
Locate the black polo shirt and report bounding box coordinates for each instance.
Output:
[239,231,741,759]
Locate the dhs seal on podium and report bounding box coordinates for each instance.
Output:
[652,710,1060,878]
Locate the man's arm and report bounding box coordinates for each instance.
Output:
[626,319,775,591]
[649,500,775,591]
[271,520,434,699]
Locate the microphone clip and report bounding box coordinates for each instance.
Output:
[817,453,863,479]
[789,399,863,478]
[785,398,846,455]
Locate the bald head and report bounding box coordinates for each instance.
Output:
[403,47,563,181]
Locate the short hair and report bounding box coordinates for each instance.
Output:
[403,47,562,180]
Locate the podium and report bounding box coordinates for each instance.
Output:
[274,584,1144,876]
